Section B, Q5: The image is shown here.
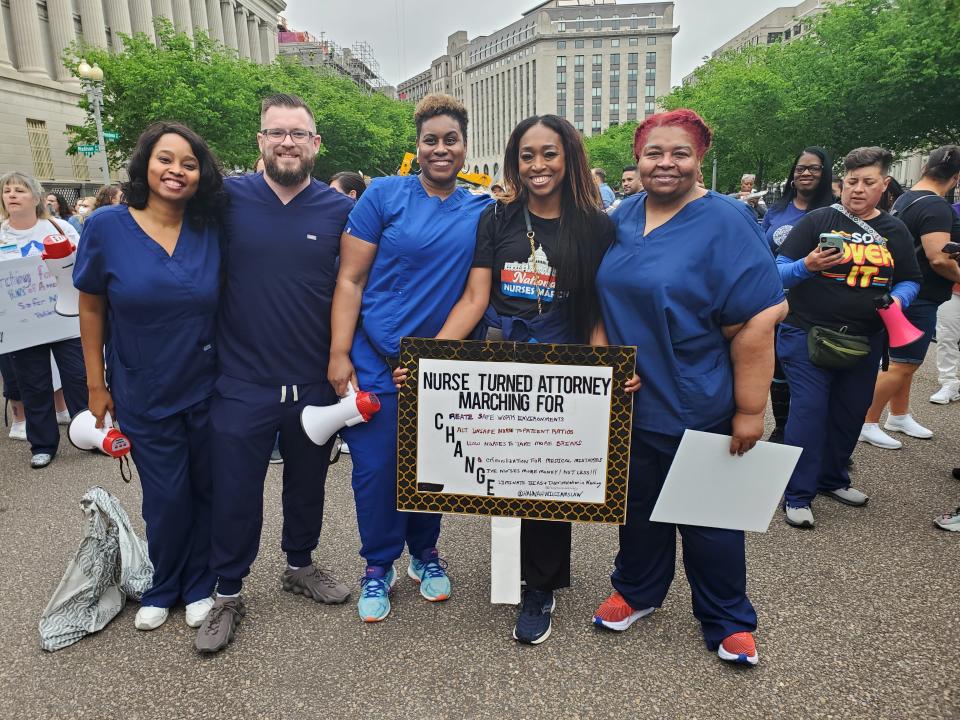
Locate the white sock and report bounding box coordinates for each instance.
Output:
[288,565,301,571]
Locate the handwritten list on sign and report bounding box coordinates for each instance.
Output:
[0,255,79,353]
[416,358,613,503]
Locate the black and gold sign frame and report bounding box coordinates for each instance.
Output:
[396,337,636,524]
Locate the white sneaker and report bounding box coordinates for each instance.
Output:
[785,505,815,528]
[185,597,215,628]
[8,421,26,441]
[930,383,960,405]
[56,410,71,425]
[883,413,933,439]
[859,423,902,449]
[134,606,169,630]
[341,441,351,455]
[822,486,869,507]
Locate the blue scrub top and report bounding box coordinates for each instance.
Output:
[73,204,221,421]
[597,191,785,437]
[761,201,807,253]
[345,175,492,394]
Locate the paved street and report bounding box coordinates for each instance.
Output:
[1,357,958,720]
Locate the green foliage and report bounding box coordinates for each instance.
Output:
[582,122,639,189]
[658,0,960,189]
[65,19,415,178]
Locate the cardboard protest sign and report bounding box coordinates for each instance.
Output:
[0,255,79,353]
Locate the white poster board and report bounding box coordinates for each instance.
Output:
[415,358,613,503]
[0,255,80,353]
[650,430,802,533]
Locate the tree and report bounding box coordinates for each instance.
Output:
[582,122,639,189]
[66,19,415,178]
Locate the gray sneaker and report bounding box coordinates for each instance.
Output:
[195,596,245,654]
[784,504,815,528]
[282,565,350,604]
[822,486,869,507]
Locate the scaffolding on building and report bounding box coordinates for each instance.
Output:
[277,27,392,96]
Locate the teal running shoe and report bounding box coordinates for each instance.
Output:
[357,565,396,622]
[407,548,451,601]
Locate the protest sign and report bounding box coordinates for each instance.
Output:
[396,338,636,524]
[0,255,79,353]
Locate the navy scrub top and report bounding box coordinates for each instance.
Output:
[345,175,492,395]
[597,191,785,437]
[73,204,221,421]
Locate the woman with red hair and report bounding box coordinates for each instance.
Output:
[593,109,787,666]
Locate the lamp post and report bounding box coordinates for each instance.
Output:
[77,60,111,187]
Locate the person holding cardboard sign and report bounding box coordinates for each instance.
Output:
[594,110,787,666]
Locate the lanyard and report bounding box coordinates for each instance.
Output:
[522,205,543,316]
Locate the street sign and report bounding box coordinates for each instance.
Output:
[76,144,99,155]
[102,131,119,141]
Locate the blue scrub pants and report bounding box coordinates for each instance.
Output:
[612,426,757,650]
[0,353,20,401]
[341,392,441,570]
[209,375,337,595]
[777,323,885,507]
[10,338,86,455]
[119,399,216,608]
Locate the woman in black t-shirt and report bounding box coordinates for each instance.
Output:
[427,115,633,645]
[862,146,960,446]
[775,147,922,530]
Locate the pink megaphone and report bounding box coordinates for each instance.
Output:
[876,296,924,348]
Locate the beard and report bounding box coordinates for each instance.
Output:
[264,150,315,187]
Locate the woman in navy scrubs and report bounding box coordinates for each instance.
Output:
[594,110,787,666]
[74,122,226,632]
[328,94,491,623]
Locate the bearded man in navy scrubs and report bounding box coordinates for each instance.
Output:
[196,93,355,653]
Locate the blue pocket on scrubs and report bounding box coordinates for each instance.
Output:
[677,358,734,429]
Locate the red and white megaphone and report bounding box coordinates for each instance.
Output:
[68,410,132,458]
[301,384,381,446]
[41,234,79,317]
[875,294,924,348]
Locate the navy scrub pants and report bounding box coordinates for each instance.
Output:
[119,399,216,608]
[341,392,441,570]
[0,353,21,401]
[611,426,757,650]
[777,323,885,508]
[209,374,337,595]
[10,338,86,455]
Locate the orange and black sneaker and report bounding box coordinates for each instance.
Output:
[718,631,758,666]
[592,591,655,631]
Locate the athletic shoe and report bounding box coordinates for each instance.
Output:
[766,427,785,444]
[407,548,451,601]
[282,565,350,604]
[341,441,351,455]
[56,410,70,425]
[933,508,960,531]
[821,486,869,507]
[718,631,758,666]
[784,504,815,528]
[195,596,246,653]
[30,453,53,469]
[512,589,555,645]
[8,420,26,441]
[358,566,396,622]
[930,383,960,405]
[134,605,169,630]
[884,414,933,439]
[185,597,214,628]
[592,591,655,631]
[859,423,902,449]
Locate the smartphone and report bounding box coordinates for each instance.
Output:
[942,242,960,254]
[818,232,845,253]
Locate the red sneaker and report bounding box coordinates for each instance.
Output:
[718,631,758,666]
[592,591,655,631]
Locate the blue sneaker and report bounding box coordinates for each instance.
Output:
[407,548,451,601]
[357,565,396,622]
[513,589,555,644]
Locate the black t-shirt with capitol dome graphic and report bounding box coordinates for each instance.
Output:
[779,206,922,336]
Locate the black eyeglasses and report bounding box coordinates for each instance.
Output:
[795,164,824,175]
[260,128,315,144]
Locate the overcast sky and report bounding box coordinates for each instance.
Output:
[282,0,789,87]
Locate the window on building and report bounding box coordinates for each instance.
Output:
[557,40,566,49]
[646,52,657,66]
[648,14,657,28]
[558,21,565,32]
[575,120,584,132]
[574,55,584,66]
[611,15,620,30]
[575,16,583,31]
[26,119,54,180]
[794,23,802,35]
[592,121,602,134]
[610,84,619,98]
[609,102,620,112]
[556,56,566,67]
[592,87,602,97]
[611,38,620,47]
[574,69,584,81]
[629,37,639,46]
[592,54,602,65]
[557,89,566,101]
[575,86,584,100]
[628,53,638,65]
[574,104,584,119]
[645,85,656,97]
[592,103,601,119]
[593,39,602,48]
[645,100,656,113]
[647,36,657,45]
[627,68,637,80]
[67,126,90,182]
[630,13,639,29]
[610,53,620,66]
[557,103,565,117]
[767,32,783,44]
[575,39,584,48]
[784,29,792,40]
[595,15,602,30]
[610,69,620,82]
[646,68,656,81]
